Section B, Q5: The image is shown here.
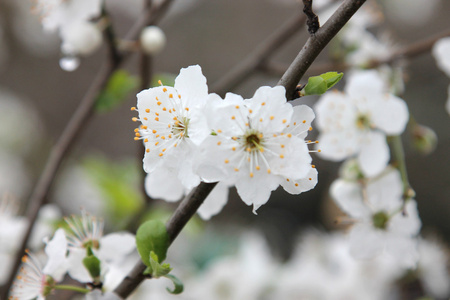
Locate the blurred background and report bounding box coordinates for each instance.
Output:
[0,0,449,263]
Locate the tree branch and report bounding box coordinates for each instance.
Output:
[278,0,367,99]
[113,182,218,298]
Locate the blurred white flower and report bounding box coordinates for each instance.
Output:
[417,238,450,298]
[135,65,212,190]
[0,151,31,200]
[60,21,102,56]
[432,37,450,115]
[34,0,102,32]
[196,87,316,213]
[140,26,166,55]
[63,210,135,283]
[331,168,421,268]
[315,70,409,177]
[9,230,69,300]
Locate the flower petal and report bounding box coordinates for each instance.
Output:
[388,200,421,237]
[197,182,230,220]
[174,65,208,106]
[330,179,371,218]
[385,235,419,269]
[349,223,385,259]
[43,228,68,281]
[357,130,389,177]
[144,166,185,202]
[99,232,136,262]
[366,167,403,212]
[345,70,386,98]
[280,167,318,195]
[371,94,409,135]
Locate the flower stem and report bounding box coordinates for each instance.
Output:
[54,285,91,294]
[390,135,415,201]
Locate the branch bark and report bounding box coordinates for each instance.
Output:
[278,0,367,99]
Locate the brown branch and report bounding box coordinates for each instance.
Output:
[303,0,320,35]
[278,0,367,100]
[113,182,218,298]
[0,1,175,299]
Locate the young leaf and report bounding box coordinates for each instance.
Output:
[82,248,101,280]
[148,251,172,278]
[303,72,344,96]
[164,274,184,294]
[95,70,138,113]
[135,220,169,269]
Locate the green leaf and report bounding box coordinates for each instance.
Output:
[146,251,172,277]
[135,220,169,269]
[303,72,343,96]
[82,248,101,280]
[95,70,138,113]
[164,274,184,294]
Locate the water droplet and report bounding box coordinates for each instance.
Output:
[59,56,80,72]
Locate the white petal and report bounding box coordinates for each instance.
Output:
[43,228,68,281]
[281,167,318,195]
[289,104,315,139]
[67,248,92,283]
[85,290,122,300]
[330,179,371,218]
[197,182,230,220]
[371,94,409,135]
[235,171,281,213]
[99,232,136,262]
[174,65,208,105]
[315,91,358,132]
[385,235,419,269]
[357,131,389,177]
[194,136,230,182]
[432,37,450,78]
[144,167,185,202]
[345,70,386,98]
[349,223,385,259]
[366,167,403,212]
[317,131,360,161]
[388,200,421,237]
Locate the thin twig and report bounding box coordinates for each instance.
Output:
[113,182,218,298]
[303,0,320,35]
[278,0,367,100]
[0,1,175,298]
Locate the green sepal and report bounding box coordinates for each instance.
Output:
[95,70,138,113]
[135,220,169,270]
[164,274,184,294]
[82,247,101,279]
[303,72,343,96]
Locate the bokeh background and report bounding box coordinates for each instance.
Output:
[0,0,449,261]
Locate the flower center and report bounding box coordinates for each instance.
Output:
[246,133,260,149]
[372,211,389,230]
[242,129,264,152]
[172,116,190,138]
[83,239,100,250]
[356,114,371,130]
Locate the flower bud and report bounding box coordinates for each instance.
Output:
[61,21,102,56]
[411,124,437,155]
[140,26,166,55]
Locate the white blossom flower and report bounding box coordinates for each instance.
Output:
[330,168,421,268]
[432,37,450,115]
[33,0,102,32]
[63,210,135,283]
[134,65,212,190]
[196,86,317,213]
[417,238,450,298]
[60,21,102,56]
[9,230,69,300]
[315,70,409,177]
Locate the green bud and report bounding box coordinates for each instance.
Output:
[302,72,344,96]
[83,247,102,280]
[410,124,437,155]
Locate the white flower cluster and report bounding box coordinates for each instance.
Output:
[133,65,318,217]
[123,231,450,300]
[9,209,135,300]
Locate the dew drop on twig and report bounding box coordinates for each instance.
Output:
[59,56,80,72]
